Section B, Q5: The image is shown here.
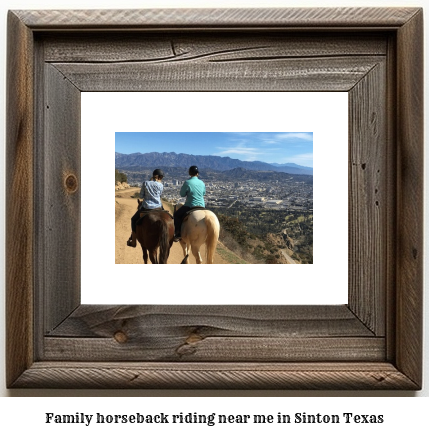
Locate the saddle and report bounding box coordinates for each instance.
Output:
[182,206,206,223]
[136,209,173,226]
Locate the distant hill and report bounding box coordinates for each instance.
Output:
[117,165,312,186]
[221,167,312,184]
[270,162,313,173]
[115,152,313,175]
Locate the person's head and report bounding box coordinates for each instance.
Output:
[152,168,164,181]
[188,166,199,177]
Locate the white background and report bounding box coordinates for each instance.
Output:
[0,0,428,428]
[82,92,348,305]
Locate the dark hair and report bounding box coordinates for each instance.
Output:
[152,169,164,178]
[188,166,199,176]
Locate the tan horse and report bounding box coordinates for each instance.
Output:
[175,204,220,264]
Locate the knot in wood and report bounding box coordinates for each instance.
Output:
[114,331,128,343]
[186,333,203,344]
[65,174,78,193]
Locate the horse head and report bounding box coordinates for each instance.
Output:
[137,198,142,209]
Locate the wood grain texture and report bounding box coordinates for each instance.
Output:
[5,11,35,388]
[42,33,388,63]
[348,62,386,335]
[43,64,81,333]
[48,305,374,338]
[14,8,421,29]
[11,362,419,390]
[44,337,385,362]
[384,33,398,364]
[33,38,47,361]
[52,56,384,92]
[6,8,423,390]
[395,9,424,388]
[43,305,380,362]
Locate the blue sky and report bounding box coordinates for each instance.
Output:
[115,132,313,167]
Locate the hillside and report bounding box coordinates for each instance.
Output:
[217,214,289,264]
[214,206,313,264]
[115,184,311,264]
[115,188,245,264]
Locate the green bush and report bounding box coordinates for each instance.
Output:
[115,169,128,184]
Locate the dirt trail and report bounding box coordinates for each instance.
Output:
[115,189,228,264]
[281,249,296,264]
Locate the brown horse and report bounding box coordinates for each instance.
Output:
[135,199,174,264]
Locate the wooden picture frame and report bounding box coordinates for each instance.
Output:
[6,7,423,390]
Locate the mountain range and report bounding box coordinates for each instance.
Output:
[115,152,313,175]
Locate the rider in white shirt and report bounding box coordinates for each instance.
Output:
[127,168,164,248]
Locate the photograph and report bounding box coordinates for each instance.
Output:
[81,91,347,306]
[115,132,313,265]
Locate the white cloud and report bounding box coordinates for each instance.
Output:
[215,145,268,162]
[275,133,313,141]
[217,132,313,164]
[217,146,263,156]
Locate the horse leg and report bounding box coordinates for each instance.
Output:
[204,213,220,264]
[179,240,189,263]
[142,247,148,264]
[191,244,203,264]
[158,219,173,264]
[179,240,187,257]
[149,248,158,264]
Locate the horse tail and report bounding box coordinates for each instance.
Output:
[158,219,171,264]
[205,212,220,264]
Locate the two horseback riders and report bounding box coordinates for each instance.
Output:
[127,165,206,246]
[126,166,218,264]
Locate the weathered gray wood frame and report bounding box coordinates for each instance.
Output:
[6,8,423,390]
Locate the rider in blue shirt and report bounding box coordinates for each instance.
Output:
[127,168,164,247]
[173,166,206,241]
